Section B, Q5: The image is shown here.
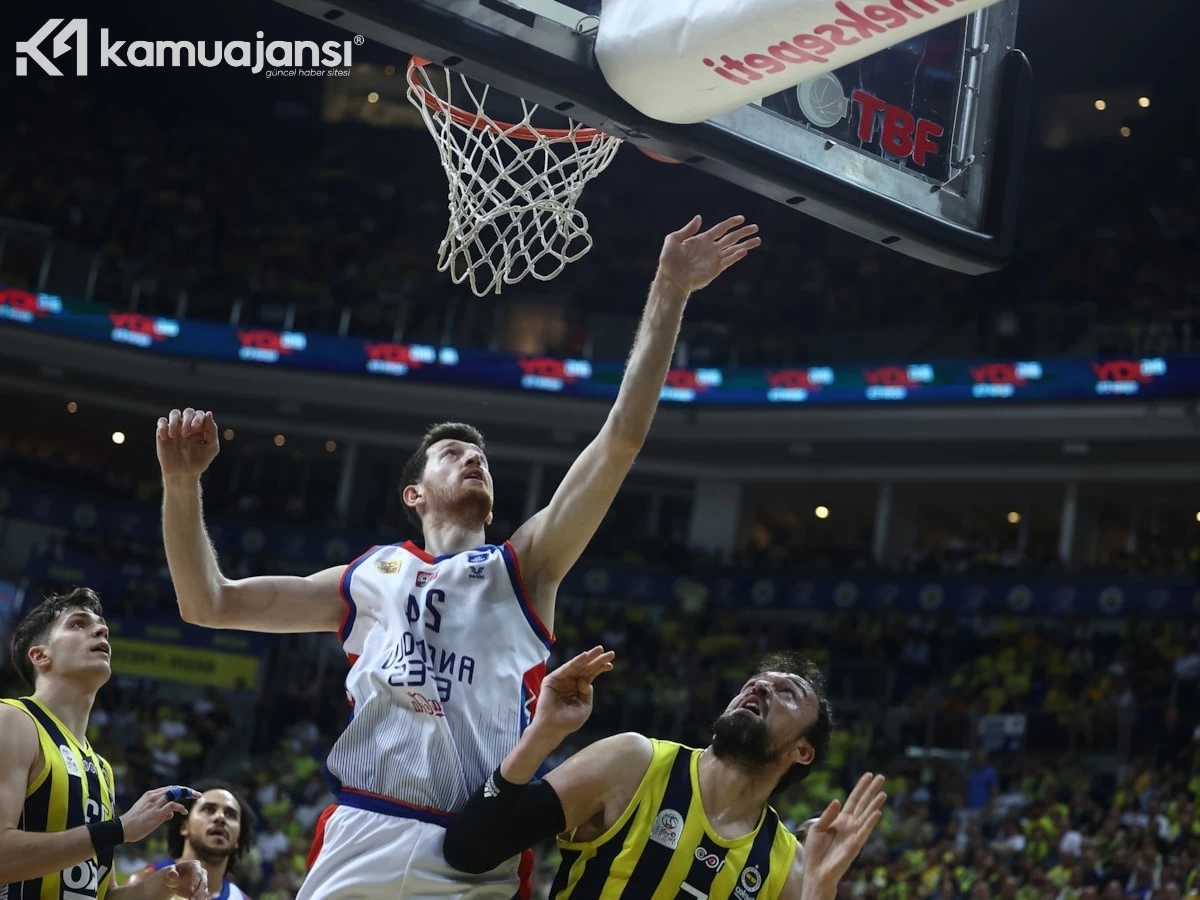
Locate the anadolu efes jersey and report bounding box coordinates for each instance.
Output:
[324,541,553,823]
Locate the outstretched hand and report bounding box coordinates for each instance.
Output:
[531,646,615,738]
[802,773,887,892]
[657,215,761,295]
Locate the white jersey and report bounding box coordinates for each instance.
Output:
[324,540,553,824]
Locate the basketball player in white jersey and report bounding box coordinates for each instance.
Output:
[155,214,761,899]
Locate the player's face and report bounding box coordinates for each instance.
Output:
[413,439,494,524]
[183,789,242,860]
[33,609,111,687]
[711,672,818,770]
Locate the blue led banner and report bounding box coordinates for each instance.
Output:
[4,287,1197,406]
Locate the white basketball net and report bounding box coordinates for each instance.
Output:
[407,60,623,297]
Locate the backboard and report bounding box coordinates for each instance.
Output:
[272,0,1030,274]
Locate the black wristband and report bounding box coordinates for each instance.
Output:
[489,767,517,796]
[87,819,125,856]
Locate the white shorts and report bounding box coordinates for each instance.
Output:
[298,804,524,900]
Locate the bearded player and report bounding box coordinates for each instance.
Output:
[155,215,761,899]
[443,648,886,900]
[130,783,255,899]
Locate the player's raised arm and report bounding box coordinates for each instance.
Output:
[157,408,345,634]
[509,216,760,617]
[442,647,651,875]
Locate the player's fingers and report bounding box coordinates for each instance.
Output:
[859,788,887,824]
[719,248,751,272]
[203,411,218,443]
[156,417,169,440]
[672,215,702,239]
[179,407,196,437]
[189,410,206,435]
[857,775,886,816]
[721,239,761,262]
[583,653,615,682]
[167,409,182,439]
[843,772,874,815]
[723,235,761,254]
[701,214,745,241]
[854,809,884,849]
[569,646,605,668]
[814,798,841,833]
[716,223,759,249]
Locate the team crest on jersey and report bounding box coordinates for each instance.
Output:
[467,550,490,564]
[649,809,683,849]
[59,745,81,778]
[415,570,438,587]
[468,565,486,580]
[376,558,401,574]
[735,866,763,898]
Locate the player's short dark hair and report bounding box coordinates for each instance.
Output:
[755,651,834,794]
[399,422,486,529]
[9,588,105,689]
[168,780,256,866]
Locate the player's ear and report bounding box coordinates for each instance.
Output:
[28,643,50,674]
[485,510,493,526]
[402,483,422,511]
[791,737,815,767]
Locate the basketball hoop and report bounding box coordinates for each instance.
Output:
[406,58,623,297]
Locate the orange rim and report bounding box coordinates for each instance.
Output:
[407,57,612,143]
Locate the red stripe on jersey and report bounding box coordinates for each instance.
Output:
[307,803,338,871]
[522,660,547,722]
[518,848,534,900]
[401,540,436,563]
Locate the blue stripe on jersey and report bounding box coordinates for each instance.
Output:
[338,545,378,644]
[322,765,455,826]
[500,542,554,651]
[336,788,455,826]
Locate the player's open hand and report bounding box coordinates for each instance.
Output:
[657,215,761,295]
[156,409,220,480]
[532,646,615,738]
[144,859,207,900]
[802,773,886,892]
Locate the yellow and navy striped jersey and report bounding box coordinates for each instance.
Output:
[551,740,798,900]
[0,697,117,900]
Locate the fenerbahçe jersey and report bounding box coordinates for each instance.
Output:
[324,540,553,821]
[0,697,117,900]
[550,741,798,900]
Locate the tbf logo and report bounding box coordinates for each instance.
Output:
[17,19,88,76]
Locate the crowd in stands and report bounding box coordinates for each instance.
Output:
[3,574,1197,900]
[2,73,1198,364]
